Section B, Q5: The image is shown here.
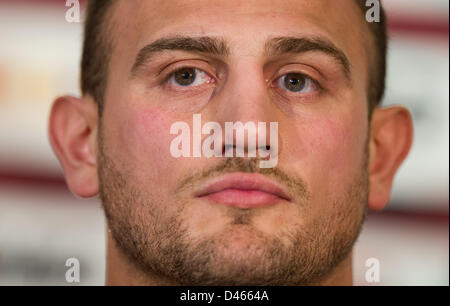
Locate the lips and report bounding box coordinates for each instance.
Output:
[194,172,291,208]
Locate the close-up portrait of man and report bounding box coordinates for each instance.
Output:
[48,0,414,286]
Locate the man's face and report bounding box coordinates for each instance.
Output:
[99,0,371,285]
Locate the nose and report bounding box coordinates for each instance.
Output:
[206,61,280,160]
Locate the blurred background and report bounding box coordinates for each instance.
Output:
[0,0,448,285]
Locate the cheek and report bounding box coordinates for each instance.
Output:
[116,107,177,180]
[284,113,367,197]
[328,122,363,177]
[137,109,172,148]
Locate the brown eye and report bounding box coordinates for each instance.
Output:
[283,73,306,92]
[173,68,196,86]
[276,72,317,94]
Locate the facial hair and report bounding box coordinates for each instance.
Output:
[98,134,368,285]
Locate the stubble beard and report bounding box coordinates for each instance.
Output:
[98,133,368,285]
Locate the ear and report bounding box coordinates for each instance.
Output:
[48,95,99,197]
[368,105,413,211]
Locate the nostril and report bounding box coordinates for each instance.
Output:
[223,144,235,155]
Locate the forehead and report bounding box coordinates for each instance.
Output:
[108,0,369,76]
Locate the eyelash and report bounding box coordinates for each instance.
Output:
[273,73,320,95]
[165,67,214,88]
[162,66,322,95]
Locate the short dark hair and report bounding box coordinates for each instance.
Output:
[81,0,387,116]
[81,0,116,114]
[354,0,388,116]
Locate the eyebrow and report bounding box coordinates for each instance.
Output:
[264,36,351,79]
[131,36,229,75]
[131,35,351,79]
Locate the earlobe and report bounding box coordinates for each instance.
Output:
[48,95,99,198]
[368,106,414,211]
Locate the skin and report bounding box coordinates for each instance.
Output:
[49,0,413,285]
